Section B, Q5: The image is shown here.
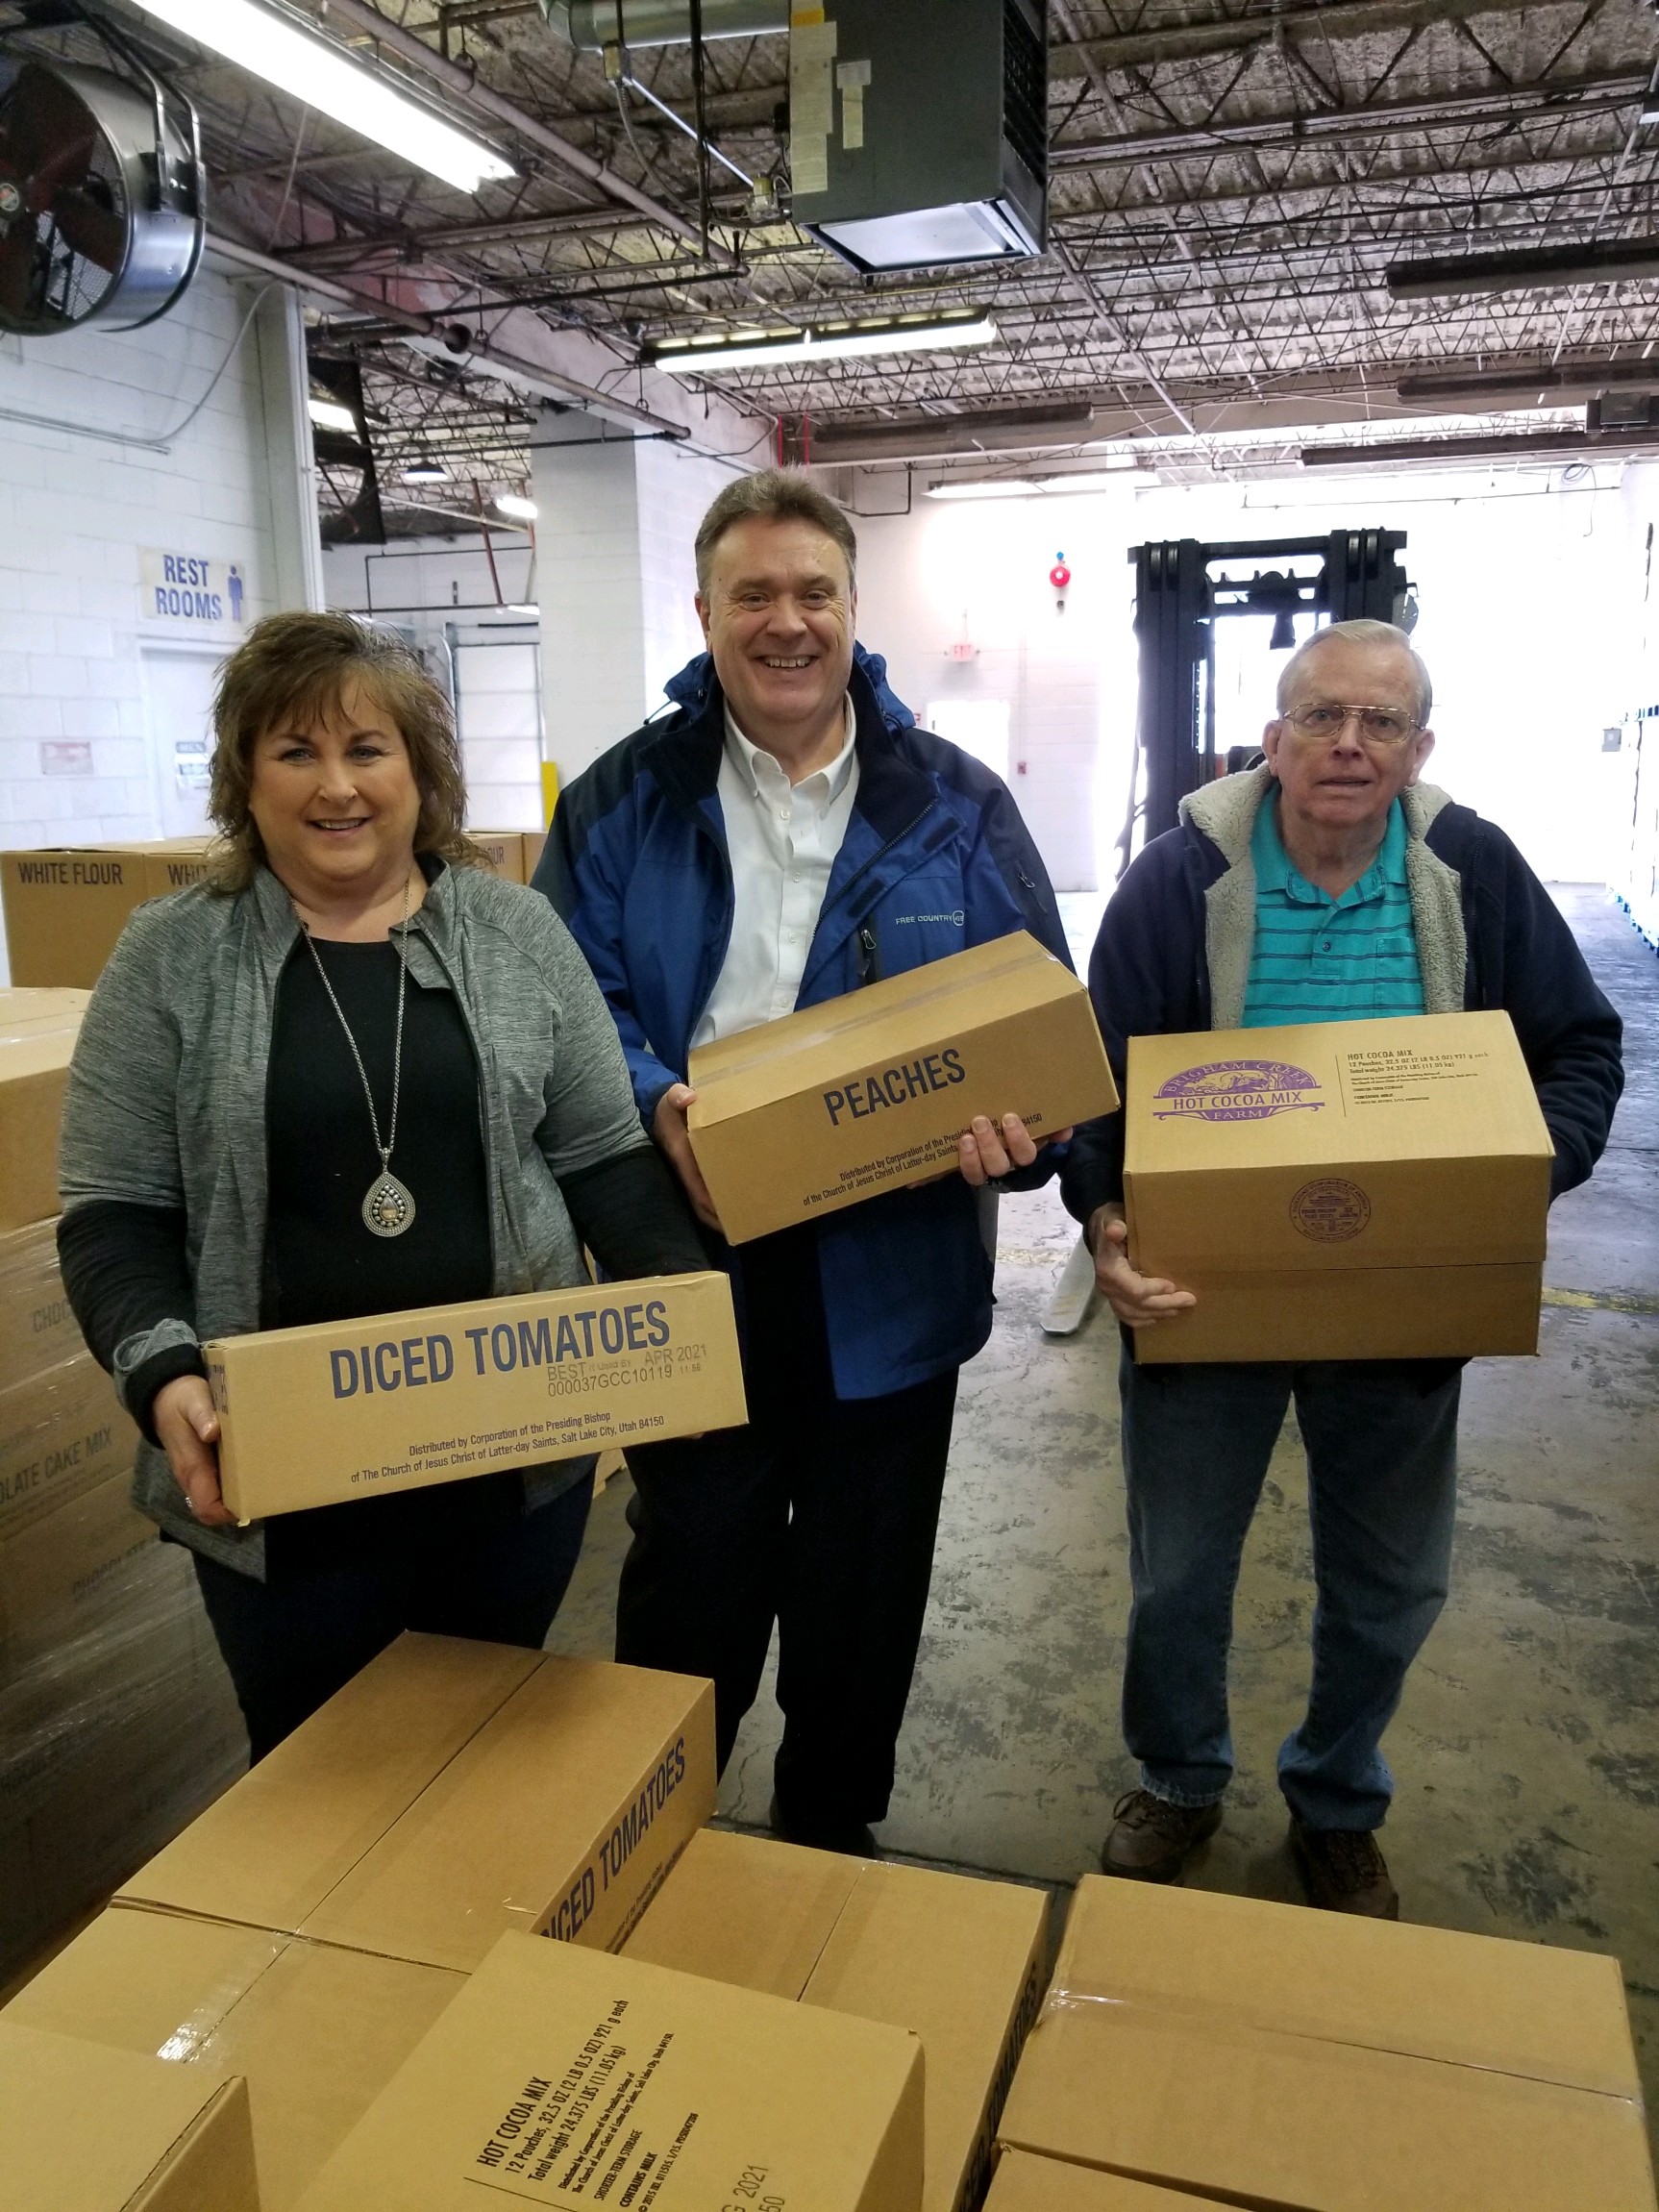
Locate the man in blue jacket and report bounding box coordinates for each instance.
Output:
[535,468,1070,1852]
[1063,619,1623,1917]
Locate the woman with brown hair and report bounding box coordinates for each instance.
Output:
[56,612,707,1760]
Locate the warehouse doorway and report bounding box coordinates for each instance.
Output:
[140,645,223,839]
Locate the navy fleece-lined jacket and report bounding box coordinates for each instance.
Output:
[1061,765,1623,1224]
[534,645,1072,1400]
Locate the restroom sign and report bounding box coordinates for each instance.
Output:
[140,549,247,627]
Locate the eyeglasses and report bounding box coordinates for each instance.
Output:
[1284,702,1422,747]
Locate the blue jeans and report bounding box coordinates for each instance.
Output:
[1118,1349,1461,1830]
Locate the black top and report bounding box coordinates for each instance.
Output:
[261,933,508,1573]
[58,922,710,1579]
[264,935,492,1330]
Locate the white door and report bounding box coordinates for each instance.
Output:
[455,634,544,830]
[141,647,224,838]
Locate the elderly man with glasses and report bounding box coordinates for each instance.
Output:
[1063,618,1622,1917]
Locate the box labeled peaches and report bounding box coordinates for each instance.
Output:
[687,932,1118,1245]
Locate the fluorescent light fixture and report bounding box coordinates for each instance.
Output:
[926,478,1040,501]
[493,492,538,520]
[308,397,359,435]
[138,0,514,191]
[649,313,998,376]
[927,461,1142,501]
[401,462,450,483]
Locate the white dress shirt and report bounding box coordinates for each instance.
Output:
[692,697,860,1048]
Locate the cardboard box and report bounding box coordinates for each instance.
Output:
[687,932,1118,1245]
[119,1630,717,1973]
[986,2151,1202,2212]
[205,1270,746,1521]
[0,1027,78,1232]
[0,1352,136,1536]
[292,1927,925,2212]
[997,1876,1656,2212]
[0,1218,86,1394]
[1,2017,259,2212]
[1125,1009,1554,1361]
[523,829,548,881]
[1,843,213,989]
[0,1461,151,1651]
[625,1828,1048,2212]
[7,1902,467,2211]
[0,985,90,1037]
[469,831,527,882]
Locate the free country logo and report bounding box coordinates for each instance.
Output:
[1151,1059,1325,1121]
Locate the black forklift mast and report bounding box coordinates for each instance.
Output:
[1123,529,1413,868]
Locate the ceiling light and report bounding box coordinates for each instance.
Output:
[648,313,998,376]
[401,462,450,484]
[493,492,538,520]
[138,0,514,192]
[1036,465,1142,491]
[308,397,359,435]
[925,462,1142,501]
[926,478,1040,501]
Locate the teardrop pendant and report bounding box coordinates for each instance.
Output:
[362,1171,416,1238]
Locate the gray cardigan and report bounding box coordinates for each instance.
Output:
[58,859,651,1578]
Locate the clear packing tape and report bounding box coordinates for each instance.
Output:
[0,1218,86,1396]
[0,1501,246,1982]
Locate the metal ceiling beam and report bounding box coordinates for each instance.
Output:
[301,0,723,255]
[1300,424,1659,466]
[1398,356,1659,402]
[1053,0,1562,76]
[1050,70,1650,174]
[285,208,645,269]
[1388,236,1659,298]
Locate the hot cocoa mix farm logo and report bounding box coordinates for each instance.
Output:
[1151,1059,1325,1122]
[1290,1178,1372,1242]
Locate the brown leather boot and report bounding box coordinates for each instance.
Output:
[1101,1789,1223,1882]
[1290,1820,1400,1919]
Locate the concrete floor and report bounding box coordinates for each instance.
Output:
[547,885,1659,2148]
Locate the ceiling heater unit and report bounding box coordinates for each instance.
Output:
[789,0,1048,273]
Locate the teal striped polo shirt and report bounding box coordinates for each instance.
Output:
[1242,792,1425,1029]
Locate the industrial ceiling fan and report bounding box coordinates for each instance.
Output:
[0,21,204,338]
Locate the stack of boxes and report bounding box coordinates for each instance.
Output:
[9,1627,1651,2210]
[0,983,245,1985]
[0,830,545,990]
[0,857,1649,2211]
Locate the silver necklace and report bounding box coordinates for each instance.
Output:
[302,874,417,1239]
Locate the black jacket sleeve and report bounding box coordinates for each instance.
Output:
[1459,821,1624,1197]
[1061,830,1207,1225]
[56,1200,206,1442]
[557,1147,710,1280]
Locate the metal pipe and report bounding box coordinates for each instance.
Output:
[205,230,438,331]
[205,232,690,437]
[547,2,787,48]
[398,330,689,438]
[316,0,726,255]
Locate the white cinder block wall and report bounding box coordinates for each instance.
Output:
[534,430,740,785]
[0,270,321,980]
